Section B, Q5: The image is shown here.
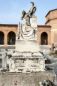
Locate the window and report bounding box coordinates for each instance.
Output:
[41,32,48,45]
[0,31,4,45]
[7,31,16,45]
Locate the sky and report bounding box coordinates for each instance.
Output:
[0,0,57,25]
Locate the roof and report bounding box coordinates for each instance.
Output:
[38,25,51,28]
[0,24,18,27]
[45,9,57,17]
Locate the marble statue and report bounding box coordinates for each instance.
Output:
[21,2,36,26]
[19,2,37,40]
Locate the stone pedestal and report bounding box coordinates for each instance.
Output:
[16,40,39,52]
[11,51,45,73]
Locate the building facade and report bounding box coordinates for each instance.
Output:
[0,24,17,48]
[37,9,57,46]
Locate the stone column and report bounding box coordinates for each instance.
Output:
[2,49,7,69]
[4,32,8,46]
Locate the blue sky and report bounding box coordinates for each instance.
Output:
[0,0,57,24]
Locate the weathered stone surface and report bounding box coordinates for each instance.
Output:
[0,71,55,86]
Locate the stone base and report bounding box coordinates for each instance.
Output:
[0,71,55,86]
[16,40,39,52]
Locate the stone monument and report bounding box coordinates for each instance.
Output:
[16,2,38,52]
[10,2,45,73]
